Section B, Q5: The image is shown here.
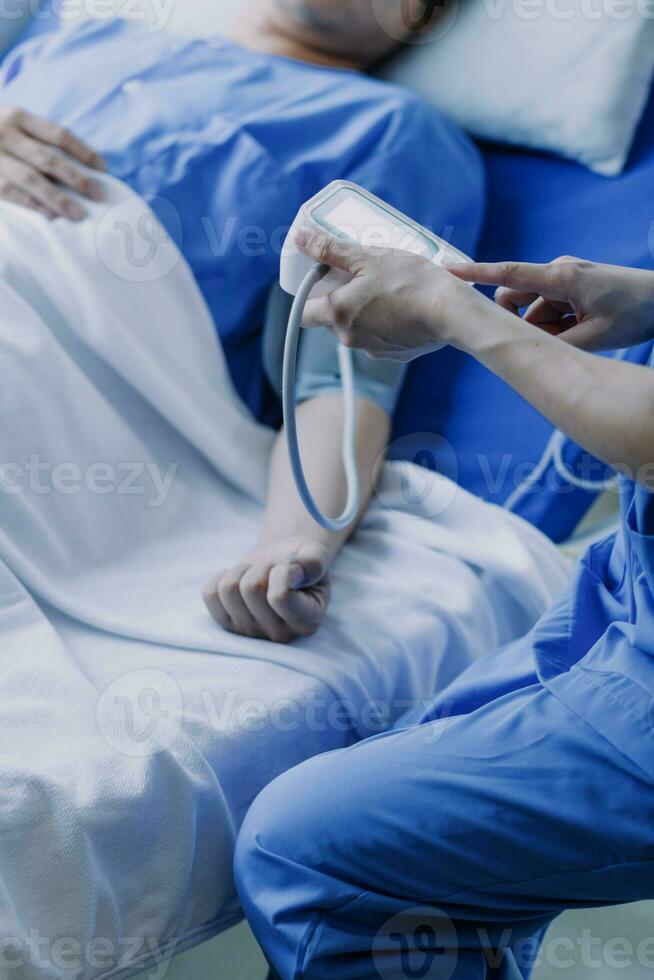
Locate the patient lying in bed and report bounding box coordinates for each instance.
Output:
[0,0,485,642]
[0,6,578,975]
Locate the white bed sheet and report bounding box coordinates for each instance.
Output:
[0,177,571,979]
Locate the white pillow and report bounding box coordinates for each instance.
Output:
[378,3,654,175]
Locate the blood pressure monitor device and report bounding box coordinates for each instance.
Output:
[280,181,471,533]
[281,180,471,298]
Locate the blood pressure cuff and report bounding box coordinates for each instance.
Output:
[263,283,405,417]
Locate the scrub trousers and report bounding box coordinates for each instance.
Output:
[234,638,654,980]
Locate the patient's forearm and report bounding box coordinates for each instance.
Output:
[261,394,391,559]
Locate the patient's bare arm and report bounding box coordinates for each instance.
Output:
[260,392,389,552]
[0,107,106,219]
[203,394,390,643]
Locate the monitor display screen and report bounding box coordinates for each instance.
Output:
[316,191,437,259]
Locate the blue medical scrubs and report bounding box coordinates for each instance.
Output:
[0,16,483,425]
[234,354,654,979]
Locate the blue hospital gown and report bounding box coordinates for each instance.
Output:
[0,17,484,423]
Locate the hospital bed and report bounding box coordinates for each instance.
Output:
[1,5,653,979]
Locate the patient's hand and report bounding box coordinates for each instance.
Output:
[0,107,106,220]
[203,538,331,643]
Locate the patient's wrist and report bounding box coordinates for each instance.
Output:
[259,525,339,559]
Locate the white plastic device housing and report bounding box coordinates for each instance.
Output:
[280,180,471,299]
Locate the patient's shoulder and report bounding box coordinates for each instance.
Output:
[348,73,481,174]
[354,73,469,144]
[353,72,434,118]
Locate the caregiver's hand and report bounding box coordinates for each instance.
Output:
[203,538,331,643]
[453,257,654,353]
[0,107,106,220]
[296,229,477,361]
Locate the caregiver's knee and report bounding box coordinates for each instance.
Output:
[235,758,327,881]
